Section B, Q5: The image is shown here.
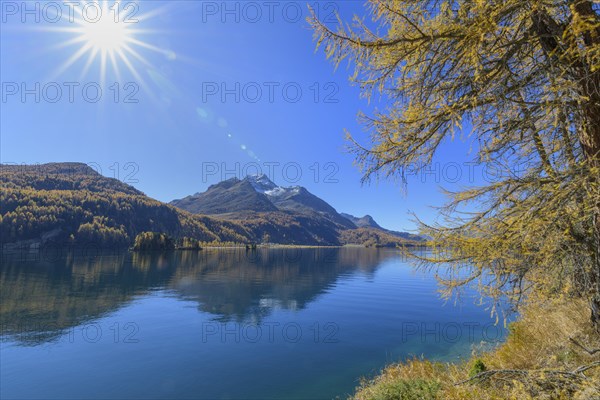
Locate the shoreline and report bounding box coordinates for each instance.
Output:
[351,299,599,399]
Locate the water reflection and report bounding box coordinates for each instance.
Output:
[0,248,398,345]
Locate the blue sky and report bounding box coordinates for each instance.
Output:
[0,1,484,232]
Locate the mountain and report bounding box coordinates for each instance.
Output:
[170,178,277,214]
[340,213,383,229]
[1,163,423,249]
[170,174,424,245]
[0,163,253,248]
[341,212,424,242]
[247,175,356,228]
[172,174,355,229]
[245,174,328,211]
[1,162,145,195]
[170,175,354,245]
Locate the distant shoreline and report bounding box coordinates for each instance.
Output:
[2,242,430,256]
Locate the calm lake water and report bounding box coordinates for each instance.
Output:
[0,248,507,399]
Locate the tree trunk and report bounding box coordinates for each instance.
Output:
[580,75,600,334]
[533,3,600,333]
[579,68,600,335]
[591,214,600,334]
[578,45,600,335]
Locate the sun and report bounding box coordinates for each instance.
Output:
[81,12,130,53]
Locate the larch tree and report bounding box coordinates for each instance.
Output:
[311,0,600,330]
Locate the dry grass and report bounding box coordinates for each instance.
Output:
[352,299,600,400]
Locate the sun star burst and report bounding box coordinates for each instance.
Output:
[46,0,171,92]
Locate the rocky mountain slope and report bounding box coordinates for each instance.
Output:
[171,174,423,245]
[172,174,355,228]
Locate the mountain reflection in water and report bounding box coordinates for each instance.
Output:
[0,247,401,344]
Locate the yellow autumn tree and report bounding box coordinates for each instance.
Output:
[311,0,600,329]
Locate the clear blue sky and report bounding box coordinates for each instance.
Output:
[1,1,485,232]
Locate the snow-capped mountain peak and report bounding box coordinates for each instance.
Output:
[245,174,278,193]
[245,175,306,198]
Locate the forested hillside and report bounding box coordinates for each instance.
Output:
[0,163,421,248]
[0,163,252,246]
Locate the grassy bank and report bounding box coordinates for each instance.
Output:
[352,300,600,399]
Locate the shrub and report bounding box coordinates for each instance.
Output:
[368,378,440,400]
[468,359,486,378]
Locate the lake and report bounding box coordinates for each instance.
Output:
[0,247,507,399]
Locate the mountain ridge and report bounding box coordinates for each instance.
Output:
[171,174,357,227]
[1,163,423,248]
[170,173,421,241]
[340,213,383,229]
